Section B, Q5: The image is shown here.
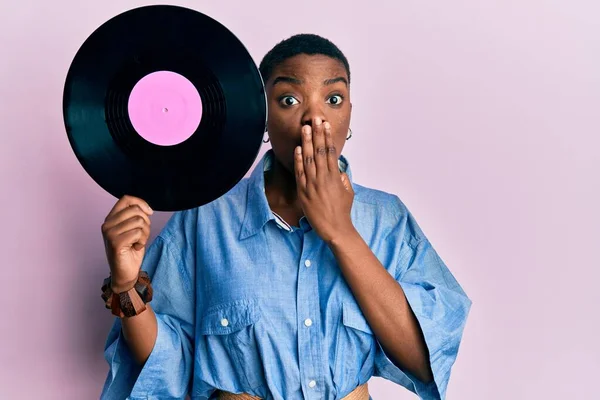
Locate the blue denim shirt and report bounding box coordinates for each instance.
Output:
[100,149,471,400]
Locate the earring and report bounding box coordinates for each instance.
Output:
[346,128,353,140]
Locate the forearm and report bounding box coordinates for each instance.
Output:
[121,303,158,365]
[327,228,434,383]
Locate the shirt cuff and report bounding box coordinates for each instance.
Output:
[101,313,194,399]
[373,281,471,399]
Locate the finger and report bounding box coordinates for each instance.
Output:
[294,146,306,189]
[106,215,150,242]
[103,205,151,232]
[132,239,146,252]
[323,121,338,173]
[302,124,316,183]
[118,229,148,253]
[312,117,327,177]
[107,195,153,220]
[341,172,353,193]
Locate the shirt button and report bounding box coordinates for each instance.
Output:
[308,380,316,388]
[304,259,311,267]
[304,318,313,327]
[221,318,229,327]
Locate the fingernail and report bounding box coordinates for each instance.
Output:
[315,117,322,126]
[147,205,154,214]
[324,121,331,130]
[296,146,302,154]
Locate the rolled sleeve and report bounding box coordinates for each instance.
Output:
[100,210,197,399]
[101,313,194,399]
[374,229,472,399]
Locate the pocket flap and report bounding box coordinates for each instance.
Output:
[200,298,261,335]
[342,301,373,335]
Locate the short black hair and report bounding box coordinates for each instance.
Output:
[259,33,351,85]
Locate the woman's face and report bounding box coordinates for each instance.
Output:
[265,54,352,174]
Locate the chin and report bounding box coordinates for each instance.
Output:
[285,159,296,175]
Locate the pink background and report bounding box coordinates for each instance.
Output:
[1,0,598,398]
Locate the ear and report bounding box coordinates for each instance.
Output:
[348,102,353,127]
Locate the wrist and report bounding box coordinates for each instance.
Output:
[326,224,360,249]
[110,278,137,293]
[101,271,153,318]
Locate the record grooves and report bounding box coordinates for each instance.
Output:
[104,51,226,165]
[63,5,267,211]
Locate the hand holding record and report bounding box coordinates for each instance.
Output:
[101,195,154,292]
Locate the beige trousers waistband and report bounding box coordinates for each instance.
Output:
[216,382,368,400]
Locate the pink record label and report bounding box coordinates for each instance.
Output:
[128,71,202,146]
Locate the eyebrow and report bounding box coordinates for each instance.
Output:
[271,76,349,87]
[324,77,348,86]
[272,76,303,86]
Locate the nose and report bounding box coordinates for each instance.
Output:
[301,101,326,126]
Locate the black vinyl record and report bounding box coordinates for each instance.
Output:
[63,5,267,211]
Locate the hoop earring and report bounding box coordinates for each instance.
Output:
[346,128,353,140]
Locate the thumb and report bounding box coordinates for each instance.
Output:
[341,173,352,192]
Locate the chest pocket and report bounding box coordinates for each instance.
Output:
[333,301,377,389]
[199,298,264,390]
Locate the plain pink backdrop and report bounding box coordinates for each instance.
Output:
[1,0,598,398]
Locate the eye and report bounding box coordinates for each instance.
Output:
[327,95,344,105]
[279,96,299,106]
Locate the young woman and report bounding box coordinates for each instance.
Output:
[99,34,471,400]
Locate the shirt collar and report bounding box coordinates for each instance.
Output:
[239,149,353,240]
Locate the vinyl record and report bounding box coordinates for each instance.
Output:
[63,5,267,211]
